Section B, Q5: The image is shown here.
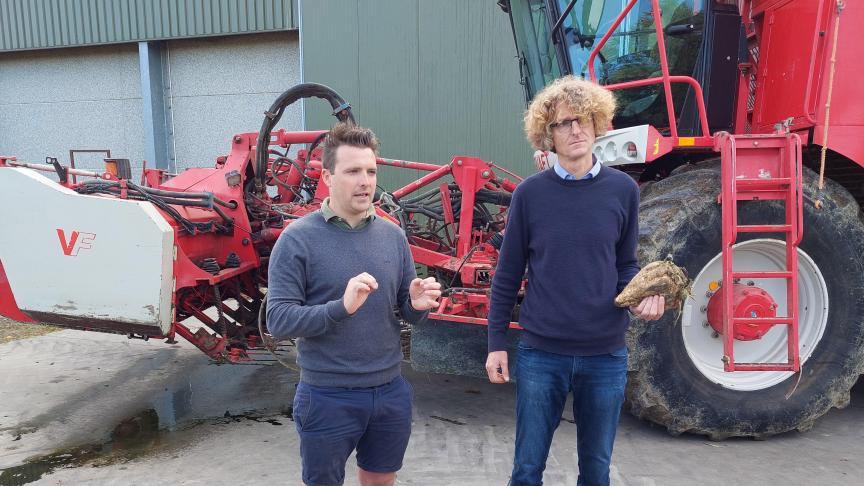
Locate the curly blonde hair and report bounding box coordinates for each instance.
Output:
[524,76,617,151]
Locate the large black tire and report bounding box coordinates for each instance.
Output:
[627,165,864,439]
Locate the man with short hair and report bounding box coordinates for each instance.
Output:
[267,123,440,486]
[486,76,664,486]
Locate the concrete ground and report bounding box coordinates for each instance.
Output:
[1,329,863,486]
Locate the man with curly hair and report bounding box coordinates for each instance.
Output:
[486,76,665,486]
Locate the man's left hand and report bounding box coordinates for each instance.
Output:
[630,295,665,321]
[410,277,442,311]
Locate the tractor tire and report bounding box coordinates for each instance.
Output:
[627,165,864,439]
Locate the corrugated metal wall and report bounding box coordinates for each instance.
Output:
[0,0,298,52]
[302,0,535,189]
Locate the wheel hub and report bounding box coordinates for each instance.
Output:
[706,283,778,341]
[682,239,828,391]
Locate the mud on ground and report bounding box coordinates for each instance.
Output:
[0,317,59,344]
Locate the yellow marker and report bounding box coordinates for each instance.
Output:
[652,138,660,155]
[708,280,721,292]
[678,137,695,146]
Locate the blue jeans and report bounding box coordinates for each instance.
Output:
[510,343,628,486]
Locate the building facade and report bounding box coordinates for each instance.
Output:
[0,0,533,183]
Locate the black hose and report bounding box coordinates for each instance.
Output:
[211,204,234,225]
[78,180,237,209]
[476,189,512,206]
[255,83,355,188]
[306,132,329,164]
[399,188,442,205]
[76,180,233,234]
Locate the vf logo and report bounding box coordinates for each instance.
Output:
[56,229,96,257]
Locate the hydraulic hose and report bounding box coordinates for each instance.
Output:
[254,83,355,189]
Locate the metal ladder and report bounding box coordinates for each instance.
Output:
[716,132,804,372]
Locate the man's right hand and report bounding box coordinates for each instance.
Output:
[485,351,510,383]
[343,272,378,315]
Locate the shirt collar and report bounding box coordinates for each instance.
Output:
[553,157,601,180]
[321,197,377,226]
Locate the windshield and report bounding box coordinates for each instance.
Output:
[511,0,705,132]
[509,0,565,97]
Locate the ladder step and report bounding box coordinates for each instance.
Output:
[735,178,792,190]
[731,363,797,372]
[736,224,793,233]
[732,317,793,325]
[732,271,793,279]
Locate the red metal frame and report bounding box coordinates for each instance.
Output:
[68,149,111,185]
[716,131,803,372]
[733,61,753,134]
[0,128,521,363]
[742,0,864,168]
[750,0,830,133]
[0,259,34,323]
[584,0,809,374]
[586,0,712,148]
[428,311,523,330]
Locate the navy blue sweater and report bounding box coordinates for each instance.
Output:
[487,166,641,356]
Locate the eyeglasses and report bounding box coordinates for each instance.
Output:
[549,117,588,133]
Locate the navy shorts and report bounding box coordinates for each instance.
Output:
[292,375,414,486]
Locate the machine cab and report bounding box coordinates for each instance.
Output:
[503,0,743,138]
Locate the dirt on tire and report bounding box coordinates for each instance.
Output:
[626,164,864,439]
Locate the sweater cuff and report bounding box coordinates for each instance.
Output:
[488,328,508,353]
[402,301,429,323]
[325,299,350,323]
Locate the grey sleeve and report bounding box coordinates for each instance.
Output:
[265,231,350,339]
[397,233,429,324]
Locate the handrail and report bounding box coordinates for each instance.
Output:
[586,0,711,138]
[604,75,711,137]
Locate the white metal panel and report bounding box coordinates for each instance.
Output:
[592,125,650,166]
[0,168,174,334]
[532,125,651,171]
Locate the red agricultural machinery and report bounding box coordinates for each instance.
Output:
[498,0,864,439]
[0,83,520,370]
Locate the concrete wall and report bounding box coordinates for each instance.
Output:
[0,31,302,176]
[166,30,301,169]
[0,44,145,173]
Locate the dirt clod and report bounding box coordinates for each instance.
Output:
[615,258,691,310]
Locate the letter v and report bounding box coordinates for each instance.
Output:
[57,229,79,256]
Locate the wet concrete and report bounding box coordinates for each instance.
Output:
[1,330,864,485]
[0,330,296,480]
[1,409,163,484]
[0,407,298,485]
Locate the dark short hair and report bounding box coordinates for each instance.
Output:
[320,123,379,172]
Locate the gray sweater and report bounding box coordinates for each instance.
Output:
[266,212,428,387]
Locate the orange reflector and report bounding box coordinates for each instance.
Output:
[678,137,695,146]
[708,280,721,291]
[104,160,119,177]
